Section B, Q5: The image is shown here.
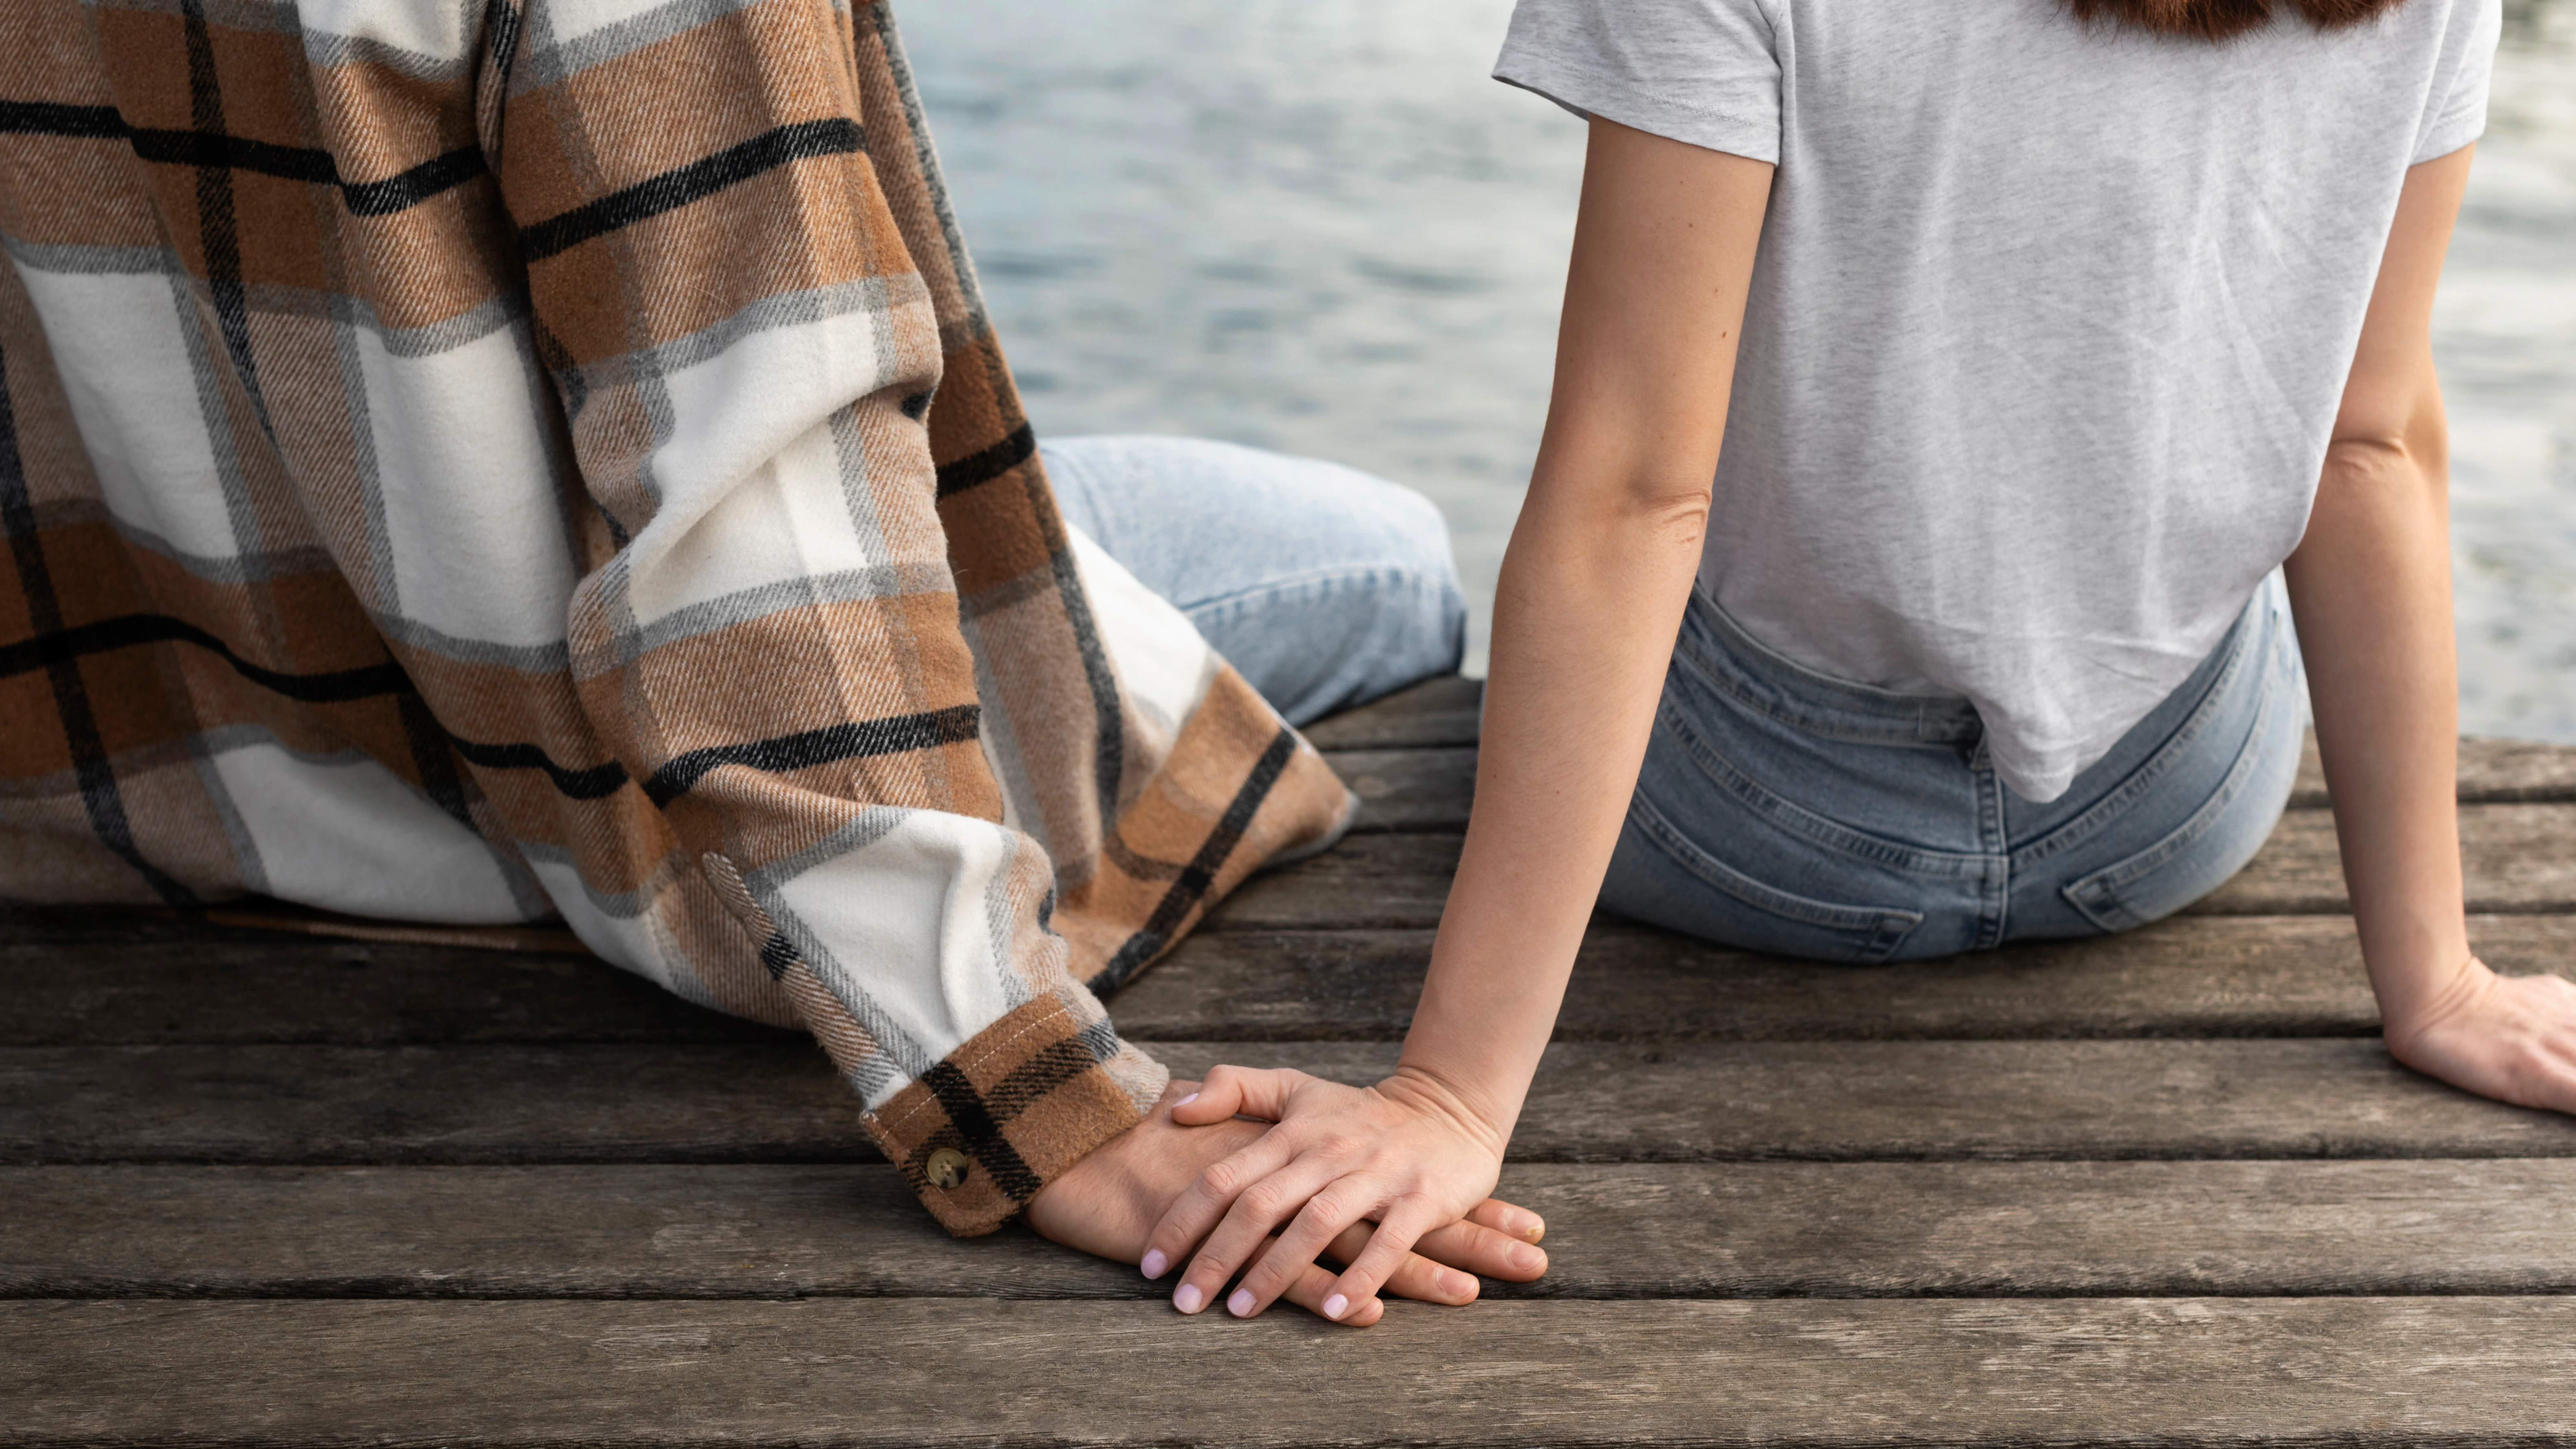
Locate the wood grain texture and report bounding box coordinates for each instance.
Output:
[10,1297,2576,1446]
[1210,805,2576,930]
[0,933,793,1046]
[12,1039,2576,1166]
[11,1159,2576,1301]
[1298,673,1483,751]
[1319,747,1476,832]
[1120,915,2576,1042]
[1308,729,2576,831]
[12,915,2575,1049]
[1324,735,2576,834]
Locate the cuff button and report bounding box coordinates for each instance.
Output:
[925,1147,970,1190]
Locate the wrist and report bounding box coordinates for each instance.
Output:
[2378,951,2493,1053]
[1379,1061,1515,1159]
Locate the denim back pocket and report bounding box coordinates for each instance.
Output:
[1617,791,1925,964]
[2057,649,2302,932]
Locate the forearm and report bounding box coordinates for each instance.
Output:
[1395,479,1708,1142]
[2282,433,2473,1031]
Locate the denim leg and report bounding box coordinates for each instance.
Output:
[1041,435,1467,725]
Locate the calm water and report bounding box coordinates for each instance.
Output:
[909,0,2576,741]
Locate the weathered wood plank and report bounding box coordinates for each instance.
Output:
[1319,747,1476,832]
[11,1158,2576,1301]
[1120,915,2576,1042]
[2195,803,2576,916]
[11,1297,2576,1446]
[1299,673,1483,750]
[10,1038,2574,1165]
[0,933,794,1046]
[1212,805,2576,930]
[1306,730,2576,833]
[12,914,2575,1049]
[2293,733,2576,807]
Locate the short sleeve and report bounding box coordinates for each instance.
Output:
[2412,0,2501,164]
[1493,0,1783,165]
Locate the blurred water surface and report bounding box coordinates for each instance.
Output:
[909,0,2576,740]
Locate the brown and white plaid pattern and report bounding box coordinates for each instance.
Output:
[0,0,1355,1234]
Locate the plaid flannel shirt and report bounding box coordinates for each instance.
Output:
[0,0,1354,1234]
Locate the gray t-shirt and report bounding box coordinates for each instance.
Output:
[1496,0,2499,801]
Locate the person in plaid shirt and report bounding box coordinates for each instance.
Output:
[0,0,1548,1318]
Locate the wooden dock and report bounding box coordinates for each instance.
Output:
[9,675,2576,1445]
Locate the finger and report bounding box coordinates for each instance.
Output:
[1171,1159,1341,1315]
[1324,1221,1482,1306]
[1323,1197,1450,1320]
[1279,1250,1384,1327]
[1139,1130,1299,1283]
[1467,1196,1547,1244]
[1229,1183,1380,1318]
[1411,1216,1548,1282]
[1168,1064,1314,1127]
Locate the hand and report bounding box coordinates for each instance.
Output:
[1025,1080,1547,1327]
[2385,957,2576,1114]
[1142,1064,1517,1323]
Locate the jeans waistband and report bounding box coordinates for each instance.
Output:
[1671,586,2259,751]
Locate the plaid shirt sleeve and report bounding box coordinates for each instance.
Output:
[0,0,1355,1235]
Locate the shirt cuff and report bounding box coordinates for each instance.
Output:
[864,991,1171,1236]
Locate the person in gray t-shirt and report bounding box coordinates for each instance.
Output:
[1119,0,2576,1328]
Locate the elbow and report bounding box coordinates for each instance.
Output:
[2318,431,2446,513]
[1607,479,1715,555]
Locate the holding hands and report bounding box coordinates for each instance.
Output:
[1024,1079,1546,1327]
[1141,1065,1530,1322]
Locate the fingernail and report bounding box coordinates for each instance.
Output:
[1174,1092,1199,1107]
[1140,1249,1167,1279]
[1173,1283,1202,1314]
[1510,1243,1544,1270]
[1227,1288,1255,1317]
[1321,1293,1348,1320]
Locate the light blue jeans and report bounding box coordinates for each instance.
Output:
[1041,435,1467,726]
[1599,579,2306,962]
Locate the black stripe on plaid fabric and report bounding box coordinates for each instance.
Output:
[914,1060,1043,1202]
[931,421,1033,498]
[446,737,629,799]
[181,0,274,438]
[1090,726,1299,993]
[640,703,981,806]
[981,1032,1112,1120]
[0,614,411,702]
[516,117,865,263]
[756,930,798,981]
[0,102,487,219]
[0,346,196,906]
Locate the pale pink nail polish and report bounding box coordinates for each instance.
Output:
[1140,1249,1168,1279]
[1173,1283,1203,1314]
[1322,1293,1349,1321]
[1227,1288,1255,1317]
[1174,1092,1199,1107]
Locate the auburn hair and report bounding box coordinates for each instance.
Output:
[2067,0,2410,41]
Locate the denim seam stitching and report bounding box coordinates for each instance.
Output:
[1657,695,1992,879]
[2058,651,2287,930]
[1669,620,1977,748]
[1627,790,1926,942]
[2015,600,2263,869]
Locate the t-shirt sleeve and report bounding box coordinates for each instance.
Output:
[2412,0,2501,164]
[1493,0,1783,165]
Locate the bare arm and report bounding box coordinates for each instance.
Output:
[2287,145,2576,1110]
[1139,119,1775,1321]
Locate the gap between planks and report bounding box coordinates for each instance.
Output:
[7,1159,2576,1301]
